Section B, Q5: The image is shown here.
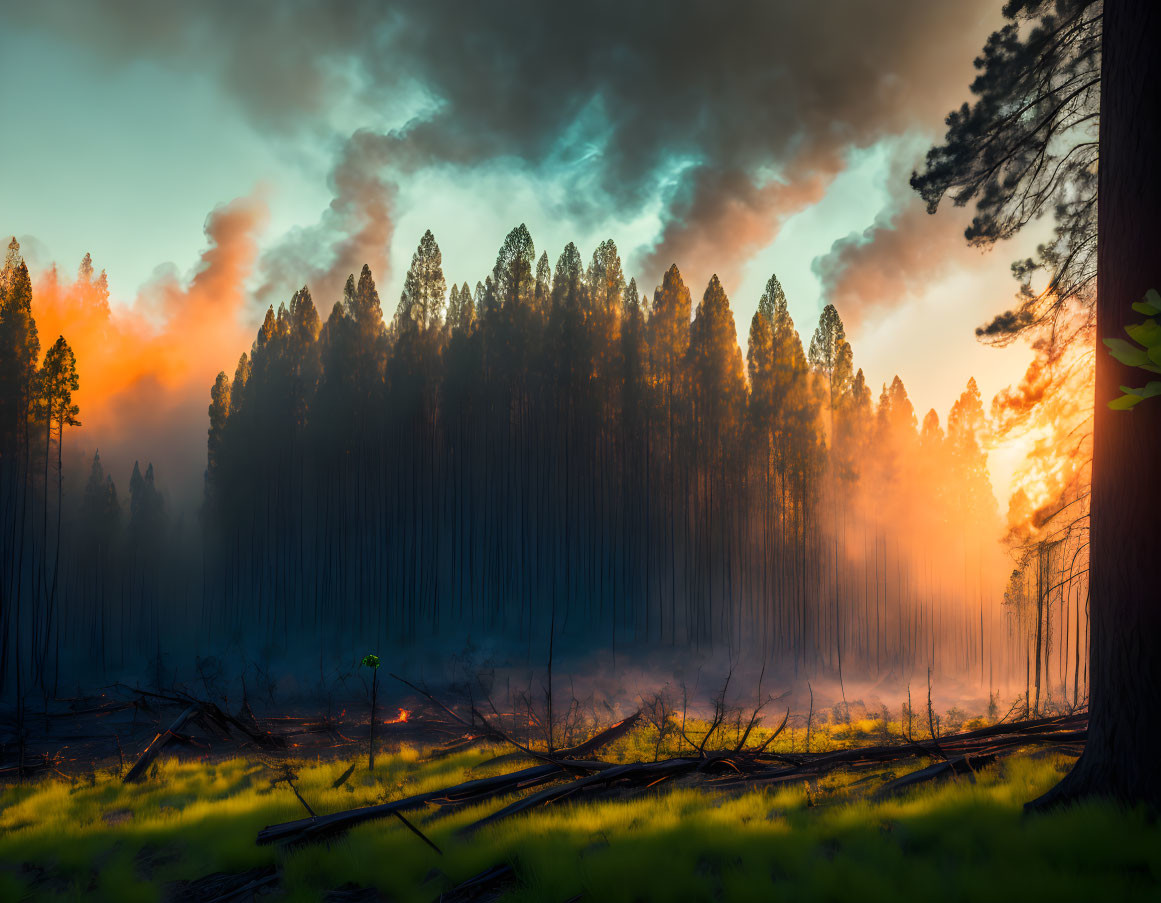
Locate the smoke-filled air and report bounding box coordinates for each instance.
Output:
[3,1,1158,900]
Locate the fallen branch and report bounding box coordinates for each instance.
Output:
[269,770,317,817]
[256,709,1087,848]
[257,761,588,846]
[424,735,490,761]
[556,710,641,759]
[118,684,287,751]
[479,710,642,769]
[390,808,442,855]
[123,705,199,784]
[390,673,545,762]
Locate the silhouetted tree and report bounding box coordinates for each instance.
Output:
[915,0,1160,808]
[398,229,447,332]
[912,0,1100,342]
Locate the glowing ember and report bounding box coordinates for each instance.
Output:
[383,709,411,725]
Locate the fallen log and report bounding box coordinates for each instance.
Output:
[122,696,290,782]
[872,753,997,799]
[257,762,580,846]
[459,718,1091,826]
[753,718,1087,773]
[39,700,136,720]
[462,757,699,834]
[0,753,57,781]
[169,865,279,903]
[119,685,287,750]
[438,864,515,903]
[557,710,641,759]
[257,711,1089,847]
[424,735,490,761]
[123,705,199,783]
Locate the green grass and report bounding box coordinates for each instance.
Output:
[1,724,1158,902]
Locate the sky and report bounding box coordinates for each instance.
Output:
[0,0,1045,503]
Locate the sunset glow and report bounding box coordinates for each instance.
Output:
[10,1,1151,895]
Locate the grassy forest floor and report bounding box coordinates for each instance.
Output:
[1,715,1159,903]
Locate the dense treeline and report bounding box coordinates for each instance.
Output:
[203,226,1009,679]
[0,228,1089,703]
[0,241,183,700]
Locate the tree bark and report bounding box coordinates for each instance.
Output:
[1030,0,1161,811]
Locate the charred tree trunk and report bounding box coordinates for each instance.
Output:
[1031,0,1161,811]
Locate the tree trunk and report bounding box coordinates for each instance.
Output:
[369,668,378,771]
[1030,0,1161,811]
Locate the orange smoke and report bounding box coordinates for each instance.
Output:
[30,195,268,498]
[992,334,1093,539]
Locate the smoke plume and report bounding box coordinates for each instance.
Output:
[13,0,1002,288]
[30,195,268,501]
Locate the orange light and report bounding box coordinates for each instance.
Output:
[383,708,411,724]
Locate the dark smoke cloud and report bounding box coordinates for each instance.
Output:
[256,131,397,307]
[3,1,392,131]
[12,0,1000,289]
[811,151,989,329]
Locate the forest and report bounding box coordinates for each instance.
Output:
[2,0,1159,899]
[0,225,1089,707]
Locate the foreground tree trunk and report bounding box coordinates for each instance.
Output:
[1031,0,1161,811]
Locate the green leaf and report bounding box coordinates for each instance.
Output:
[1125,318,1161,349]
[1112,382,1161,410]
[360,653,381,669]
[1145,288,1161,311]
[1104,337,1150,367]
[1149,344,1161,368]
[1132,301,1161,316]
[1108,393,1141,411]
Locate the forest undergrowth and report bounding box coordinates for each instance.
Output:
[1,709,1157,902]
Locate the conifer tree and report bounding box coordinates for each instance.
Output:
[648,265,692,414]
[79,451,120,674]
[0,255,39,455]
[550,243,590,397]
[808,304,854,422]
[912,0,1100,339]
[688,275,745,444]
[534,252,552,315]
[207,372,231,488]
[493,224,536,310]
[588,239,626,316]
[746,307,775,440]
[947,377,994,520]
[399,230,448,332]
[444,284,461,338]
[458,282,475,331]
